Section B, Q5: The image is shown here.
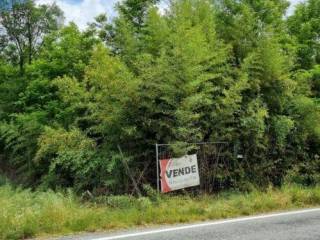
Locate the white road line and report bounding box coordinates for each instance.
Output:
[93,208,320,240]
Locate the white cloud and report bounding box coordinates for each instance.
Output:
[37,0,305,30]
[37,0,119,29]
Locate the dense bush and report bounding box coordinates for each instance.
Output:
[1,0,320,193]
[285,155,320,186]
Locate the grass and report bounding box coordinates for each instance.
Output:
[1,185,320,240]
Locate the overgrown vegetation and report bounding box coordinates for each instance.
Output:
[1,0,320,193]
[0,183,319,240]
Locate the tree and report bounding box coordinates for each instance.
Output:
[117,0,160,31]
[242,35,295,114]
[288,0,320,69]
[50,44,139,192]
[213,0,290,64]
[34,23,98,80]
[0,23,99,187]
[0,0,63,72]
[103,0,160,68]
[169,0,244,143]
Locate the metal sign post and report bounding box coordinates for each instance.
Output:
[156,143,160,192]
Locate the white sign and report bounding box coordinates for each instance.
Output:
[160,154,200,193]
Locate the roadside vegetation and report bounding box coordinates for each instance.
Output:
[1,0,320,194]
[1,0,320,239]
[1,182,320,240]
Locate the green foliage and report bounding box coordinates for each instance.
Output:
[84,44,137,135]
[1,0,320,194]
[214,0,290,63]
[117,0,159,33]
[272,116,294,149]
[0,0,63,71]
[0,62,23,120]
[288,0,320,69]
[143,184,161,203]
[34,127,122,192]
[0,174,9,186]
[285,155,320,186]
[35,23,98,79]
[291,96,320,141]
[310,65,320,97]
[0,113,45,184]
[169,0,234,142]
[36,127,95,159]
[242,35,295,113]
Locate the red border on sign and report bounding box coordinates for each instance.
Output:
[160,159,171,193]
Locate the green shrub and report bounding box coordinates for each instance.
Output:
[143,184,161,203]
[137,197,152,209]
[285,156,320,186]
[0,174,8,186]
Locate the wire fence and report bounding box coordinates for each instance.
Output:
[156,142,240,193]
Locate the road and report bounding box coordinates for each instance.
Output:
[60,208,320,240]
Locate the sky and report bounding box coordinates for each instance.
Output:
[36,0,305,30]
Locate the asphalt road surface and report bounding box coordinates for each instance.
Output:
[60,208,320,240]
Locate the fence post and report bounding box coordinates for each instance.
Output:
[156,143,160,192]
